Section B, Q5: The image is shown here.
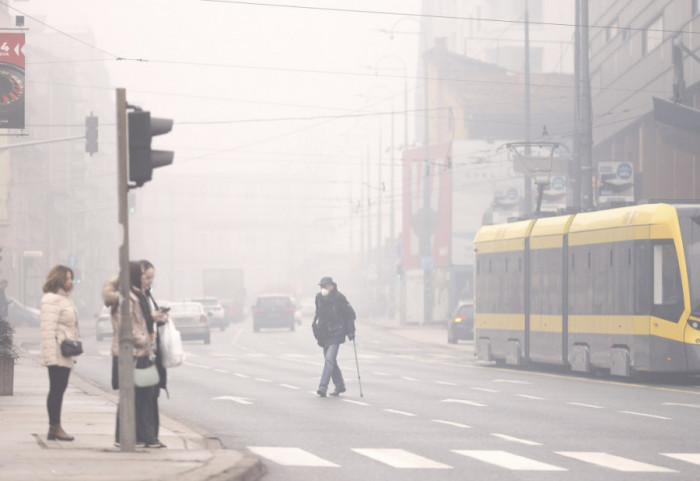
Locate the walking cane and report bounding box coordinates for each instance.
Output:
[352,338,364,397]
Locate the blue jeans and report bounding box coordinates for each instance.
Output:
[319,344,345,392]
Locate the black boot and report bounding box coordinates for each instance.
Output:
[48,424,74,441]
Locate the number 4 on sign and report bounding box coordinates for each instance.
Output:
[213,396,253,405]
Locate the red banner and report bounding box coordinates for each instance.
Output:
[0,33,25,129]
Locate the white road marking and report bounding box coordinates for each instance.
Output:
[255,378,272,383]
[619,410,671,420]
[432,419,471,429]
[214,369,228,373]
[185,362,212,370]
[248,447,339,467]
[442,399,487,407]
[556,452,675,472]
[471,387,499,393]
[567,402,603,409]
[401,376,420,381]
[453,450,565,471]
[661,453,700,465]
[662,402,700,409]
[353,449,451,469]
[212,353,235,358]
[435,381,458,386]
[213,396,253,405]
[372,371,390,376]
[233,373,249,378]
[490,433,542,446]
[279,384,300,390]
[98,350,111,356]
[384,409,416,417]
[517,394,545,400]
[493,379,531,384]
[342,399,370,406]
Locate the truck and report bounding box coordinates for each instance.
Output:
[202,268,246,323]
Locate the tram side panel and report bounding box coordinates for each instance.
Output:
[529,244,566,365]
[475,248,527,364]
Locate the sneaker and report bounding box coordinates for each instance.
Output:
[316,389,327,397]
[114,441,147,448]
[329,386,346,397]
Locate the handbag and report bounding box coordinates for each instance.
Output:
[60,339,83,357]
[134,357,160,387]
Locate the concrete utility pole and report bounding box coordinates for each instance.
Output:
[579,0,594,209]
[572,0,581,209]
[422,25,432,325]
[523,0,533,216]
[115,88,136,452]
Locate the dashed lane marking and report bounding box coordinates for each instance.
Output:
[493,379,531,384]
[432,419,471,429]
[184,362,212,370]
[556,452,675,472]
[453,450,565,471]
[619,410,671,420]
[435,381,458,386]
[248,447,339,467]
[567,402,603,409]
[471,387,499,393]
[353,449,452,469]
[384,409,416,416]
[401,376,420,381]
[342,399,370,406]
[490,433,542,446]
[517,394,545,400]
[214,369,228,373]
[255,378,273,383]
[233,373,249,378]
[442,399,487,407]
[279,384,300,390]
[662,402,700,409]
[213,396,253,405]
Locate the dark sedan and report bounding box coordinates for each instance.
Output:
[447,300,474,344]
[252,294,295,332]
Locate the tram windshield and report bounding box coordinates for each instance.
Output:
[682,216,700,316]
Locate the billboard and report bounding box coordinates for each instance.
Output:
[0,32,25,129]
[598,161,634,203]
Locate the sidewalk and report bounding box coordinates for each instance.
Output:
[0,355,265,481]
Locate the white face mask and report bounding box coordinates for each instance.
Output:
[320,288,329,296]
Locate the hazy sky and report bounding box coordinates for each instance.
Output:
[14,0,422,211]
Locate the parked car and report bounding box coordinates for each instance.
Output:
[299,297,315,320]
[95,306,113,341]
[190,297,227,331]
[447,300,474,344]
[169,301,211,344]
[290,296,303,325]
[220,299,245,323]
[252,294,296,332]
[7,296,40,327]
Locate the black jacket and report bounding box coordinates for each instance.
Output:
[314,285,356,347]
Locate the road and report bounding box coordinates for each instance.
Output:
[18,318,700,481]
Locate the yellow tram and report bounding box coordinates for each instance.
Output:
[474,203,700,376]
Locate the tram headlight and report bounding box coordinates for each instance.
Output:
[690,321,700,330]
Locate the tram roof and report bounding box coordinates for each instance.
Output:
[474,218,535,245]
[568,203,677,234]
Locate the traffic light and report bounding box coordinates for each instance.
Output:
[128,110,174,188]
[85,115,98,155]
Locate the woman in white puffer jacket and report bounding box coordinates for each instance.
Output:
[39,265,79,442]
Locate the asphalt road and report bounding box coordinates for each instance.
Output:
[18,318,700,481]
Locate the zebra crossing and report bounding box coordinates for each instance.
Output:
[249,446,700,473]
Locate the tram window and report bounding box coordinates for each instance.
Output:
[652,242,683,322]
[571,254,575,270]
[588,251,591,268]
[505,258,508,273]
[610,249,613,266]
[628,248,631,266]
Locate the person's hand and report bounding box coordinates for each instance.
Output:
[149,332,156,344]
[152,311,165,322]
[348,333,355,341]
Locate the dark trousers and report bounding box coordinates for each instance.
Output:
[115,384,159,444]
[47,365,71,425]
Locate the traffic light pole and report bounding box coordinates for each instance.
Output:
[116,88,136,452]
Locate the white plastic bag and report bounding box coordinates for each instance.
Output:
[158,317,185,368]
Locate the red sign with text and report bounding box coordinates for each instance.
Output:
[0,32,25,129]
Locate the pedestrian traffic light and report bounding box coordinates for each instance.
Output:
[128,109,174,188]
[85,115,98,155]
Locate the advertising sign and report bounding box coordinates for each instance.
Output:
[0,32,25,129]
[598,161,634,203]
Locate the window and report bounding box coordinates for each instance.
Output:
[606,18,619,42]
[652,242,683,322]
[643,15,664,55]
